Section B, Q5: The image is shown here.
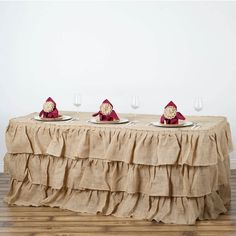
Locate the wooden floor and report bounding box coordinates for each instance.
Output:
[0,172,236,236]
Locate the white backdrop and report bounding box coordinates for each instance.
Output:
[0,1,236,172]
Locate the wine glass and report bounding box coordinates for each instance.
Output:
[73,93,82,120]
[193,97,203,128]
[131,95,140,122]
[194,97,203,112]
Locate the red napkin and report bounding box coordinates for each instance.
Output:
[39,97,59,118]
[160,101,185,124]
[93,99,119,121]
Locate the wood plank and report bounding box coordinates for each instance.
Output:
[0,233,187,236]
[0,226,197,233]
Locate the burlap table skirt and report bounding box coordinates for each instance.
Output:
[3,112,233,224]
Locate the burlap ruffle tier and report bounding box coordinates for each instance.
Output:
[3,113,234,224]
[5,179,229,225]
[5,117,233,166]
[4,154,230,197]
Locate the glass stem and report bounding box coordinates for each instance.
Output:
[75,107,80,120]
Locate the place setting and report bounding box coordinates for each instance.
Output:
[33,94,82,123]
[33,97,73,122]
[149,101,195,129]
[88,99,130,125]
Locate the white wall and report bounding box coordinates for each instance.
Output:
[0,1,236,172]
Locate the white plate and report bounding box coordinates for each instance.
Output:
[89,118,129,124]
[151,121,194,128]
[34,115,72,122]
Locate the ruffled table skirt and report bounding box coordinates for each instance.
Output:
[3,112,233,224]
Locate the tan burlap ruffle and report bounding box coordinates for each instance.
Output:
[5,179,229,225]
[5,118,233,166]
[4,153,230,197]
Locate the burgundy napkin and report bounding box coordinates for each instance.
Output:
[160,101,185,124]
[93,99,119,121]
[39,97,59,118]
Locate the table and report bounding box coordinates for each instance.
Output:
[3,112,233,224]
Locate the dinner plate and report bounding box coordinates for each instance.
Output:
[151,121,194,128]
[34,115,72,122]
[89,118,129,124]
